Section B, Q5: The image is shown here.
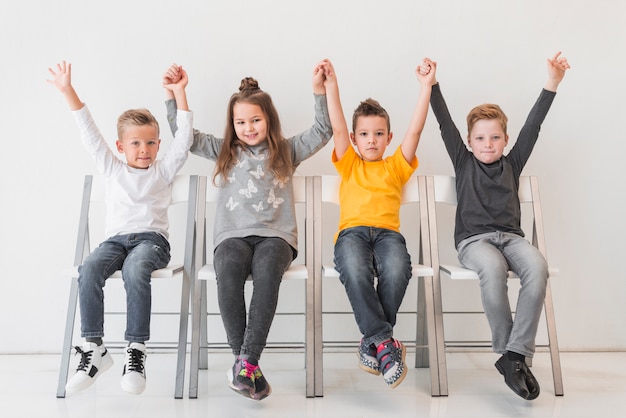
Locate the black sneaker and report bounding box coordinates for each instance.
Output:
[252,364,272,401]
[227,358,255,399]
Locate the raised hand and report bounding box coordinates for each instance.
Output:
[162,63,186,90]
[545,52,570,91]
[416,58,437,86]
[312,59,330,95]
[47,60,82,110]
[47,61,73,94]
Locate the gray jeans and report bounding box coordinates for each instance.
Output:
[214,236,294,359]
[78,232,171,342]
[457,231,548,357]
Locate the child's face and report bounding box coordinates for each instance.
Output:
[233,102,268,147]
[115,124,161,169]
[350,115,392,162]
[467,119,509,164]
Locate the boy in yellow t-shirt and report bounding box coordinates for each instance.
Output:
[314,58,435,388]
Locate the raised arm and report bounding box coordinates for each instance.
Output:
[544,51,570,92]
[315,59,350,160]
[399,58,437,163]
[47,61,83,110]
[162,63,189,111]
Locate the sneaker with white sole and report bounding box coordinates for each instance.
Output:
[121,342,147,394]
[227,358,256,399]
[65,342,113,394]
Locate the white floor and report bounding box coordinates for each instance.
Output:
[4,350,625,418]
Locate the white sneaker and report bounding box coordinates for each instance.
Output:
[65,342,113,394]
[121,342,147,394]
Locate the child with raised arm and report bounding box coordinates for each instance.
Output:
[428,52,570,400]
[317,58,436,388]
[47,61,193,395]
[164,62,332,401]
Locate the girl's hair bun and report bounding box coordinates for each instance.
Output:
[239,77,260,93]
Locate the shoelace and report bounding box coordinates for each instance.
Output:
[125,347,145,373]
[238,360,258,380]
[74,346,93,372]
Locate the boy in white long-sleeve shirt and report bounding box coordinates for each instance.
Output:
[47,61,193,395]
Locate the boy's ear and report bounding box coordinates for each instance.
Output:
[387,132,393,144]
[115,140,124,153]
[349,132,356,145]
[504,134,510,146]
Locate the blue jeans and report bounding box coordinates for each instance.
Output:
[334,227,412,347]
[78,232,171,343]
[214,236,294,359]
[457,231,548,357]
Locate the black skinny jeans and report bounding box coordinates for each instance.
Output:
[214,236,294,359]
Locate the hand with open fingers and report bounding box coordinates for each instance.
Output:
[47,60,73,94]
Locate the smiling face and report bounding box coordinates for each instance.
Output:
[115,124,161,169]
[232,102,268,146]
[350,115,392,162]
[467,119,509,164]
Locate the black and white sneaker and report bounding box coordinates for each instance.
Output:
[65,342,113,394]
[121,342,147,394]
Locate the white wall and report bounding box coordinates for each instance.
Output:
[1,0,624,353]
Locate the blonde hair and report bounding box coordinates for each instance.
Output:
[214,77,291,185]
[466,104,508,136]
[117,108,160,139]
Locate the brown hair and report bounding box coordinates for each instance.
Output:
[352,98,391,133]
[117,108,159,139]
[213,77,291,185]
[466,104,508,137]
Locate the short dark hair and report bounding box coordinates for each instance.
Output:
[352,98,390,133]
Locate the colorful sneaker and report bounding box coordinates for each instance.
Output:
[65,342,113,394]
[252,364,272,401]
[227,358,256,399]
[376,338,407,388]
[121,342,147,394]
[357,340,380,375]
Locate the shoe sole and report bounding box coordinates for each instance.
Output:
[252,383,272,401]
[226,368,255,400]
[65,353,114,394]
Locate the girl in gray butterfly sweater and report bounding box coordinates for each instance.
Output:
[165,62,332,401]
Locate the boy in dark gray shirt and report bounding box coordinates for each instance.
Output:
[427,52,570,400]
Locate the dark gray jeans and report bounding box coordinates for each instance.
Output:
[334,226,412,347]
[214,236,294,359]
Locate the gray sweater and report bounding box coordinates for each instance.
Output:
[166,94,332,252]
[430,83,556,247]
